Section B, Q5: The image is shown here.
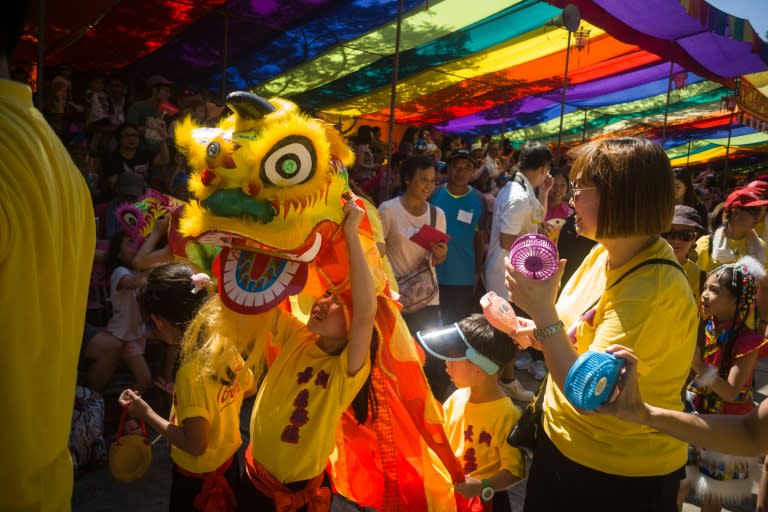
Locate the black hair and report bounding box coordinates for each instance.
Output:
[549,167,570,194]
[116,122,140,138]
[400,126,419,146]
[350,332,380,425]
[138,263,209,331]
[673,167,700,209]
[457,313,518,371]
[518,141,552,172]
[1,0,30,60]
[356,125,373,145]
[399,155,436,192]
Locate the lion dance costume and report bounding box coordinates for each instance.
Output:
[171,91,463,511]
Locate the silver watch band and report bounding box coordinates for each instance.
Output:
[533,320,564,341]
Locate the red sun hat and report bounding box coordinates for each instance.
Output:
[723,188,768,211]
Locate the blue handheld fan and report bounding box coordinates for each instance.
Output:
[564,351,625,411]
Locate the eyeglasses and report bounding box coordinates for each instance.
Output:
[121,132,139,138]
[661,231,697,242]
[570,182,597,194]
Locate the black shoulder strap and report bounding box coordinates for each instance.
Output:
[429,204,436,228]
[608,258,684,290]
[581,258,685,316]
[512,172,526,191]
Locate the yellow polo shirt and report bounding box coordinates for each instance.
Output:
[546,240,697,476]
[171,354,254,473]
[0,79,95,509]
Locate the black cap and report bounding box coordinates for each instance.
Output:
[445,149,476,165]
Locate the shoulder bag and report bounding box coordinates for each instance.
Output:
[398,205,439,314]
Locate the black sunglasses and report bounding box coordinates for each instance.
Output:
[661,231,697,242]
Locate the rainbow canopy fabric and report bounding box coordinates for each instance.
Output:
[17,0,768,166]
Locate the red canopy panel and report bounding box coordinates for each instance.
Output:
[14,0,226,72]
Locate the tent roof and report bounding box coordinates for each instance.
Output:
[14,0,768,165]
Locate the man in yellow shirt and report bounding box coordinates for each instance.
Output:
[0,3,96,509]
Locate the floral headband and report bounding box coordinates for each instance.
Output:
[712,256,765,321]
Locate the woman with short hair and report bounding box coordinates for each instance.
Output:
[505,137,699,511]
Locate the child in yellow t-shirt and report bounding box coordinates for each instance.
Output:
[238,200,377,511]
[417,313,526,512]
[119,263,255,512]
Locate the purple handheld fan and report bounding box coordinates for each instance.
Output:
[508,233,559,280]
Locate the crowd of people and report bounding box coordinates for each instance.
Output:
[4,2,768,510]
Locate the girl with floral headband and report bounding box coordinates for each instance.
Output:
[682,256,767,510]
[119,263,255,512]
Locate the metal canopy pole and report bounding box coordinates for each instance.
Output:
[722,79,740,188]
[555,30,572,164]
[661,61,674,143]
[384,0,404,200]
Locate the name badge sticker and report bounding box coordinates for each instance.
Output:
[457,209,473,224]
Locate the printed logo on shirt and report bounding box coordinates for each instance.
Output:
[280,366,331,444]
[463,447,478,473]
[461,424,493,473]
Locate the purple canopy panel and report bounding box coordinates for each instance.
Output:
[680,32,768,80]
[549,0,767,82]
[594,0,705,40]
[437,97,559,133]
[539,62,688,103]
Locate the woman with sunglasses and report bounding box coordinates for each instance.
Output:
[662,205,706,298]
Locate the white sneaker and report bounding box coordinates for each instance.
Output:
[528,360,547,381]
[500,378,534,402]
[514,351,533,371]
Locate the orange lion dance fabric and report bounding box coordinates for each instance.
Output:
[174,92,462,511]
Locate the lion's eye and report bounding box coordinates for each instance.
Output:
[207,141,220,159]
[122,212,137,227]
[261,136,316,187]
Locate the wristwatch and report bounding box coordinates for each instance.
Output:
[480,479,494,502]
[533,320,565,342]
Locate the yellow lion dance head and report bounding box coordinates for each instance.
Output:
[175,92,355,314]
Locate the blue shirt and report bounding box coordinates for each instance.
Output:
[431,185,485,286]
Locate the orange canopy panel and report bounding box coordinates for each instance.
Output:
[363,35,656,125]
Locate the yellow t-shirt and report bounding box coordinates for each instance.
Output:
[250,312,371,483]
[170,353,254,473]
[683,259,703,300]
[546,239,697,476]
[0,80,95,509]
[443,388,525,480]
[695,232,768,273]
